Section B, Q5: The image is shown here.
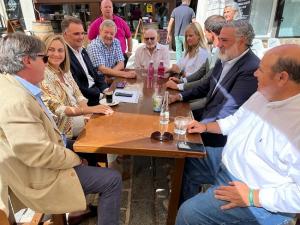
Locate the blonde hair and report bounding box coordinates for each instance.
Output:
[43,34,70,73]
[184,22,207,58]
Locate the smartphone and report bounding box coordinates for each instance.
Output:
[177,141,206,152]
[115,92,133,97]
[116,81,126,89]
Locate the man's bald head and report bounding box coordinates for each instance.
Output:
[101,0,113,19]
[268,44,300,83]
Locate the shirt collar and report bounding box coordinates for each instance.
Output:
[266,92,300,109]
[221,49,249,66]
[15,75,41,97]
[142,43,160,50]
[67,43,83,55]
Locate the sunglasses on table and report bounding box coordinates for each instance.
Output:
[144,37,155,41]
[35,54,49,63]
[151,131,173,142]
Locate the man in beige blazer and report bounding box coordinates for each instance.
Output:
[0,33,121,225]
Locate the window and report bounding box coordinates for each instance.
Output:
[277,0,300,37]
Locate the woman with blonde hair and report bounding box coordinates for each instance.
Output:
[40,34,113,144]
[167,22,209,77]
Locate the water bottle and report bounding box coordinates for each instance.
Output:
[148,60,154,79]
[160,91,170,125]
[157,60,165,79]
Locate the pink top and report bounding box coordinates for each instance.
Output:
[88,15,131,54]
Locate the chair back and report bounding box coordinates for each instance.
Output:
[251,38,265,58]
[267,38,280,48]
[0,209,10,225]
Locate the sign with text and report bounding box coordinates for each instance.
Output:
[235,0,252,20]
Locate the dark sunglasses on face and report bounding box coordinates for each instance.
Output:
[36,54,49,63]
[144,37,155,41]
[151,131,173,142]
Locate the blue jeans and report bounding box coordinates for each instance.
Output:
[175,35,185,62]
[177,146,294,225]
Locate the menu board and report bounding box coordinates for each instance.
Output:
[235,0,252,20]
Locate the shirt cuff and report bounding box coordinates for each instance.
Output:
[178,94,183,101]
[259,188,277,212]
[177,83,184,91]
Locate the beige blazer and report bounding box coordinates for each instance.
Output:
[0,74,86,216]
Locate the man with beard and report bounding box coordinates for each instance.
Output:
[87,19,136,79]
[169,20,259,147]
[176,44,300,225]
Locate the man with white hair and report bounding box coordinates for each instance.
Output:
[87,19,136,79]
[0,32,122,225]
[134,28,170,70]
[176,44,300,225]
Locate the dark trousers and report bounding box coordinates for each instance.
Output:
[74,165,122,225]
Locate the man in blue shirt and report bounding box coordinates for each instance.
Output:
[87,19,136,79]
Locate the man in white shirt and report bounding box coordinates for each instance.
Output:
[176,44,300,225]
[134,28,170,70]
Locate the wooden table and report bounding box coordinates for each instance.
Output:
[74,76,206,225]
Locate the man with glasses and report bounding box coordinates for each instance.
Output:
[0,32,122,225]
[87,19,136,79]
[62,16,109,106]
[134,28,170,70]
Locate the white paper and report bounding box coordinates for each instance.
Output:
[113,90,139,103]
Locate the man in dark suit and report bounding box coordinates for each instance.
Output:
[169,20,260,147]
[61,17,109,106]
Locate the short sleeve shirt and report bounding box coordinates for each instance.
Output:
[87,15,131,53]
[171,4,195,36]
[87,37,125,75]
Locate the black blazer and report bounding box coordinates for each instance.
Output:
[182,49,260,146]
[68,46,108,106]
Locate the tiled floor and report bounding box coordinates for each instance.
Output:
[80,156,172,225]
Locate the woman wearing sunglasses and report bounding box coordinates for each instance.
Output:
[40,34,114,153]
[167,22,209,77]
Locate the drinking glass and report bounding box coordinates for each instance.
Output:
[174,116,192,141]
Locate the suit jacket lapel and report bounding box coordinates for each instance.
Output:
[207,51,250,101]
[68,47,87,80]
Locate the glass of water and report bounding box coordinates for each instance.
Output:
[174,116,191,141]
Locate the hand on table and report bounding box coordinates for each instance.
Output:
[123,71,136,79]
[165,80,179,90]
[168,94,181,104]
[187,120,206,133]
[90,105,114,115]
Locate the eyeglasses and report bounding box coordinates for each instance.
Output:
[36,54,49,63]
[151,131,173,142]
[144,37,155,41]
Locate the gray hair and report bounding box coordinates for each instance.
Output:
[61,16,83,33]
[224,1,242,20]
[99,19,117,33]
[0,32,45,74]
[223,20,255,47]
[272,57,300,83]
[204,15,226,35]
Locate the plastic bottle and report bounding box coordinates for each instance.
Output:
[148,60,154,79]
[157,60,165,78]
[160,91,170,125]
